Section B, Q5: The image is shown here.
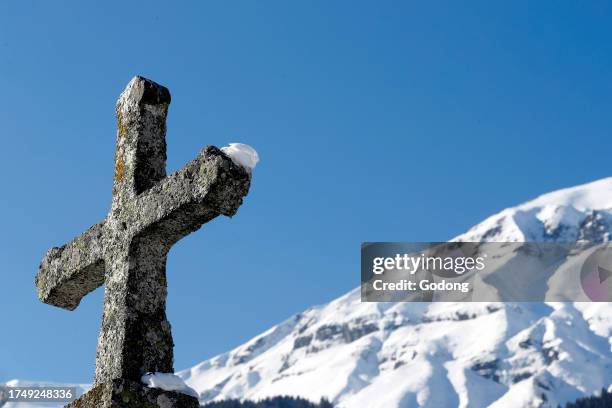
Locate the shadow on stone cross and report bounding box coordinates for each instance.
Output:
[34,76,252,403]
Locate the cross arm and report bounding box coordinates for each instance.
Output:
[36,221,106,310]
[132,146,252,247]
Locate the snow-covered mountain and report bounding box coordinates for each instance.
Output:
[178,178,612,407]
[5,177,612,407]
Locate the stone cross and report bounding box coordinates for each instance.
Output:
[35,76,251,386]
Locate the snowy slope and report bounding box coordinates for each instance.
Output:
[178,295,612,407]
[178,177,612,408]
[5,177,612,408]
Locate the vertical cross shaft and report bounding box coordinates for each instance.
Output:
[35,76,252,387]
[96,77,175,383]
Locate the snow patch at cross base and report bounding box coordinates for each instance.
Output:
[141,372,199,398]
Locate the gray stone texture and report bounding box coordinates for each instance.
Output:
[65,379,199,408]
[35,76,251,394]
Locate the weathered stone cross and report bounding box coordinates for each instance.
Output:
[35,77,251,388]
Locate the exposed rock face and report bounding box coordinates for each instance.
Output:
[35,76,252,399]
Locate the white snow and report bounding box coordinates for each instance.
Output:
[455,177,612,242]
[524,177,612,211]
[141,372,198,398]
[221,143,259,170]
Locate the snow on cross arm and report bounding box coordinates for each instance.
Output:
[221,143,259,171]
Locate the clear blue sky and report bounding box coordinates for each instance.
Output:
[1,1,612,383]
